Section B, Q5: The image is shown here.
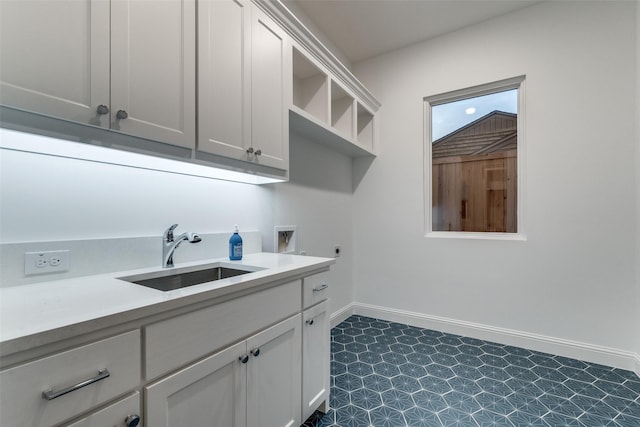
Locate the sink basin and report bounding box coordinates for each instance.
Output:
[119,265,256,292]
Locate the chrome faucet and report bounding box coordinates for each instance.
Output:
[163,224,202,268]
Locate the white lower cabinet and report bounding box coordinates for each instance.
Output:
[145,315,301,427]
[64,392,141,427]
[247,315,301,427]
[145,340,247,427]
[0,269,330,427]
[302,300,330,421]
[0,330,141,427]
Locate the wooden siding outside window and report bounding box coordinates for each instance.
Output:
[431,111,517,233]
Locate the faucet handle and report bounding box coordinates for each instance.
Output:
[164,224,179,241]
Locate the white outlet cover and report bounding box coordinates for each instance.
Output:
[25,250,70,275]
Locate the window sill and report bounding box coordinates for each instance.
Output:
[425,231,527,241]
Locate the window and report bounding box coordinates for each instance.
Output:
[424,76,525,238]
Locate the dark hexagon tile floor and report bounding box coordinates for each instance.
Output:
[301,315,640,427]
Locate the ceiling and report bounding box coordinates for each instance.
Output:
[285,0,541,63]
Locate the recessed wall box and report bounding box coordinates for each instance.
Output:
[274,226,297,254]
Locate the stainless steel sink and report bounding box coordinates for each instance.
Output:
[119,265,256,292]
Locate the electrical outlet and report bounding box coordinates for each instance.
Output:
[25,250,70,275]
[334,245,341,258]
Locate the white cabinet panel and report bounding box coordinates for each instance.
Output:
[247,315,301,427]
[145,280,300,381]
[0,330,140,427]
[146,341,246,427]
[197,0,252,159]
[302,271,330,309]
[110,0,196,148]
[198,2,290,171]
[0,0,110,127]
[250,7,291,170]
[302,300,330,421]
[1,0,195,149]
[65,392,140,427]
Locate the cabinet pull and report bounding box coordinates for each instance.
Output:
[312,284,328,292]
[254,149,262,156]
[116,110,128,120]
[246,147,254,154]
[96,104,109,115]
[125,414,141,427]
[42,368,110,401]
[239,354,249,364]
[250,348,261,357]
[306,319,314,326]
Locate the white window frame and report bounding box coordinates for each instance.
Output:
[424,75,527,240]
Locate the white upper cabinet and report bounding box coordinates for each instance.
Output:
[1,0,196,149]
[0,0,110,127]
[110,0,196,148]
[1,0,378,180]
[198,0,290,171]
[197,0,252,160]
[249,6,291,170]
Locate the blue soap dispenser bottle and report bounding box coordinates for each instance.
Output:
[229,225,243,260]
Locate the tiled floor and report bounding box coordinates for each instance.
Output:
[302,315,640,427]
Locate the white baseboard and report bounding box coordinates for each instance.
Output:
[330,302,355,328]
[333,301,639,375]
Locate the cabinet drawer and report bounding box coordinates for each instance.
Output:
[145,280,301,380]
[65,392,140,427]
[303,272,329,308]
[0,330,141,427]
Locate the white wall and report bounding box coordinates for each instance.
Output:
[0,149,265,242]
[267,133,354,313]
[0,134,354,310]
[353,1,638,357]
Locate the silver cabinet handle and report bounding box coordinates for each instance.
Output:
[313,284,328,292]
[239,354,249,364]
[306,319,314,325]
[246,147,254,154]
[116,110,128,120]
[42,368,110,400]
[125,414,141,427]
[254,149,262,156]
[96,104,109,115]
[250,348,260,357]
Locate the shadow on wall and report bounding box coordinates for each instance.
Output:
[288,131,375,193]
[353,156,375,191]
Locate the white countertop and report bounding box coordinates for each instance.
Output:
[0,253,334,356]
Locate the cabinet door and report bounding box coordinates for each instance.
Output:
[197,0,252,160]
[0,0,110,127]
[145,341,247,427]
[64,392,140,427]
[0,330,140,427]
[110,0,195,148]
[247,315,301,427]
[250,7,291,170]
[302,300,330,421]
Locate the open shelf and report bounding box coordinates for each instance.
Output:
[330,81,354,138]
[290,109,374,158]
[290,45,376,158]
[292,47,328,125]
[357,102,374,151]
